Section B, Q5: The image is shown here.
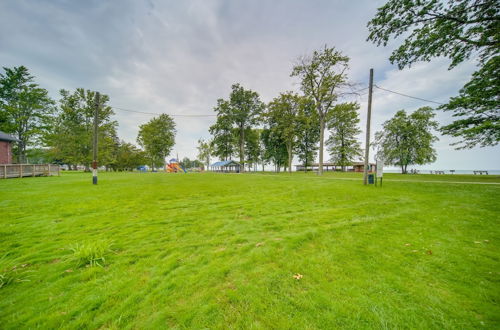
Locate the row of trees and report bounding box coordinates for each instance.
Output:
[0,66,177,171]
[204,47,367,174]
[202,0,498,173]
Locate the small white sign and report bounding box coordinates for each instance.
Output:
[376,159,384,177]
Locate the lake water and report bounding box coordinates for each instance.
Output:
[383,169,500,175]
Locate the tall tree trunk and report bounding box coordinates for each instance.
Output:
[318,116,325,175]
[17,139,25,163]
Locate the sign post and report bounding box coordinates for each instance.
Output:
[376,158,384,186]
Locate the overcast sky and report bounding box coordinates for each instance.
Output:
[1,0,498,170]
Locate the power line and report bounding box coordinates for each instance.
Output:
[374,84,445,105]
[353,86,369,93]
[111,106,217,117]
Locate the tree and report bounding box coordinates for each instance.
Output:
[291,46,353,175]
[261,128,288,172]
[367,0,500,148]
[137,114,176,170]
[114,141,147,171]
[295,97,320,171]
[441,56,500,148]
[265,92,301,173]
[197,138,213,170]
[209,100,237,161]
[326,102,363,171]
[244,128,262,171]
[374,107,438,174]
[179,157,203,169]
[0,66,54,163]
[47,88,117,170]
[209,84,264,171]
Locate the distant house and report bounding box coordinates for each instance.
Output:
[295,162,376,172]
[0,131,19,164]
[210,160,241,173]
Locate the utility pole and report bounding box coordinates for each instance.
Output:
[92,92,100,185]
[363,68,374,185]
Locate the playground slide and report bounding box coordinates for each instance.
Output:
[166,163,186,173]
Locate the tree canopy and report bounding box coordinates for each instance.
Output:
[0,66,54,163]
[137,114,176,170]
[209,100,237,161]
[367,0,500,148]
[326,102,362,171]
[294,97,320,171]
[265,92,302,173]
[47,88,118,170]
[113,141,147,171]
[197,138,213,170]
[209,84,264,170]
[291,46,353,174]
[260,128,288,172]
[375,107,439,174]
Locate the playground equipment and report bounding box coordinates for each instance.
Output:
[166,158,186,173]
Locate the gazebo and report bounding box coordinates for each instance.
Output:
[210,160,241,173]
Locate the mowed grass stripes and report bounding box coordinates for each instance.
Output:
[1,172,499,329]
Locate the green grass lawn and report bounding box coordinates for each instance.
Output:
[1,172,499,329]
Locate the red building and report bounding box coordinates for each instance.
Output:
[0,131,18,164]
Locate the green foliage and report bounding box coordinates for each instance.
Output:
[244,128,262,170]
[209,84,264,169]
[326,102,363,170]
[70,241,112,268]
[0,66,55,163]
[291,46,353,174]
[137,114,176,169]
[196,138,213,169]
[367,0,498,69]
[440,56,500,148]
[113,141,147,171]
[261,128,288,172]
[375,107,439,173]
[46,88,118,170]
[266,92,302,173]
[294,97,320,170]
[367,0,500,148]
[179,157,203,169]
[25,148,54,164]
[209,100,237,161]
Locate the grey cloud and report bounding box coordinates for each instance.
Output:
[1,0,497,168]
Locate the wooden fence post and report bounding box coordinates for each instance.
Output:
[19,164,23,178]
